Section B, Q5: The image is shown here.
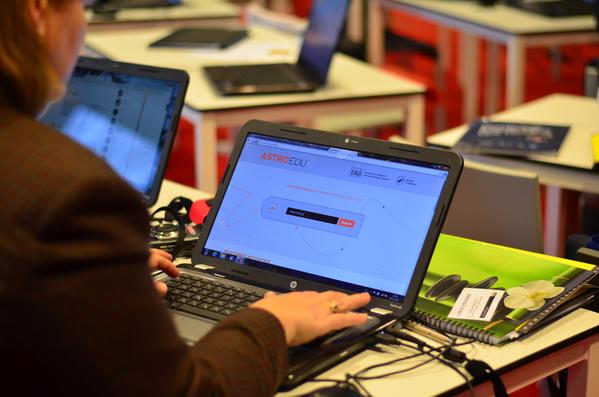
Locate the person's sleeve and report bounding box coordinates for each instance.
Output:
[34,175,289,397]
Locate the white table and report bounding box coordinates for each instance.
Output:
[278,309,599,397]
[367,0,599,123]
[154,180,599,396]
[86,26,426,193]
[87,0,240,31]
[427,93,599,256]
[155,180,599,396]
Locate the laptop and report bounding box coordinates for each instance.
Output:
[40,56,189,206]
[91,0,181,14]
[203,0,349,95]
[157,120,463,389]
[506,0,595,17]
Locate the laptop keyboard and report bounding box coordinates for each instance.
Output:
[237,64,302,85]
[165,273,264,320]
[210,64,304,86]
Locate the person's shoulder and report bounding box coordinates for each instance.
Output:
[0,108,143,227]
[0,108,116,182]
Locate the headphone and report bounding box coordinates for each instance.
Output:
[149,196,193,258]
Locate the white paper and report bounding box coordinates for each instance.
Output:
[448,288,505,322]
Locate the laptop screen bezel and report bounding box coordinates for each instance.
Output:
[192,120,463,318]
[48,56,189,207]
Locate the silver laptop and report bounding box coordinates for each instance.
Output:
[157,120,463,389]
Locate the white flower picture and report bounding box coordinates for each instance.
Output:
[503,280,564,311]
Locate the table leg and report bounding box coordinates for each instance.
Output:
[506,37,525,107]
[367,0,385,65]
[544,185,566,257]
[347,0,364,44]
[459,32,480,123]
[567,335,599,396]
[435,26,450,132]
[182,106,218,194]
[404,95,425,145]
[485,42,500,115]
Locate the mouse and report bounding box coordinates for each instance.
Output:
[299,383,364,397]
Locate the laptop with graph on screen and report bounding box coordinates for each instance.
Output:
[40,56,188,206]
[156,120,463,389]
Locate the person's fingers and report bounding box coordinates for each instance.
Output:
[335,292,371,312]
[152,256,180,277]
[316,290,349,303]
[154,280,168,296]
[150,248,173,260]
[264,291,276,298]
[315,291,370,313]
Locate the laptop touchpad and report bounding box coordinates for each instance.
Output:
[172,313,216,343]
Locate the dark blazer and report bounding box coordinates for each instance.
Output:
[0,107,288,396]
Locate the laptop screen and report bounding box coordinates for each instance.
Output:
[202,133,450,302]
[40,59,185,205]
[297,0,349,84]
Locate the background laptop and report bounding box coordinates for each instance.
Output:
[40,56,189,206]
[506,0,595,17]
[90,0,181,14]
[157,120,463,388]
[203,0,349,95]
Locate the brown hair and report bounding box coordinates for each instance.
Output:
[0,0,70,116]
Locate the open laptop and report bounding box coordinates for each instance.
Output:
[156,120,463,389]
[91,0,181,14]
[203,0,349,95]
[505,0,595,17]
[40,56,189,206]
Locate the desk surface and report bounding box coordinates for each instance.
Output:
[85,26,425,112]
[385,0,597,36]
[87,0,239,27]
[155,180,599,396]
[427,94,599,193]
[279,309,599,396]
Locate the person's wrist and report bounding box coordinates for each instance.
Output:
[250,305,294,345]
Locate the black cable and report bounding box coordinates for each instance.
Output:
[301,332,477,397]
[349,333,476,395]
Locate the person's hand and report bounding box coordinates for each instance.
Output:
[148,248,180,296]
[251,291,371,346]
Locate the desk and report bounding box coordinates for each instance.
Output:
[279,309,599,396]
[87,0,240,31]
[427,93,599,256]
[367,0,599,122]
[153,179,212,211]
[86,26,426,193]
[155,180,599,396]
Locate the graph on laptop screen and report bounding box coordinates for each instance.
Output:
[202,134,450,301]
[41,66,180,201]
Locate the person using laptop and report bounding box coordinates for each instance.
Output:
[0,1,370,396]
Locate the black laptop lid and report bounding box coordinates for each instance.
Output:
[40,56,188,206]
[193,120,463,318]
[297,0,350,85]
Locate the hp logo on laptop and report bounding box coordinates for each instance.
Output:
[290,280,298,289]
